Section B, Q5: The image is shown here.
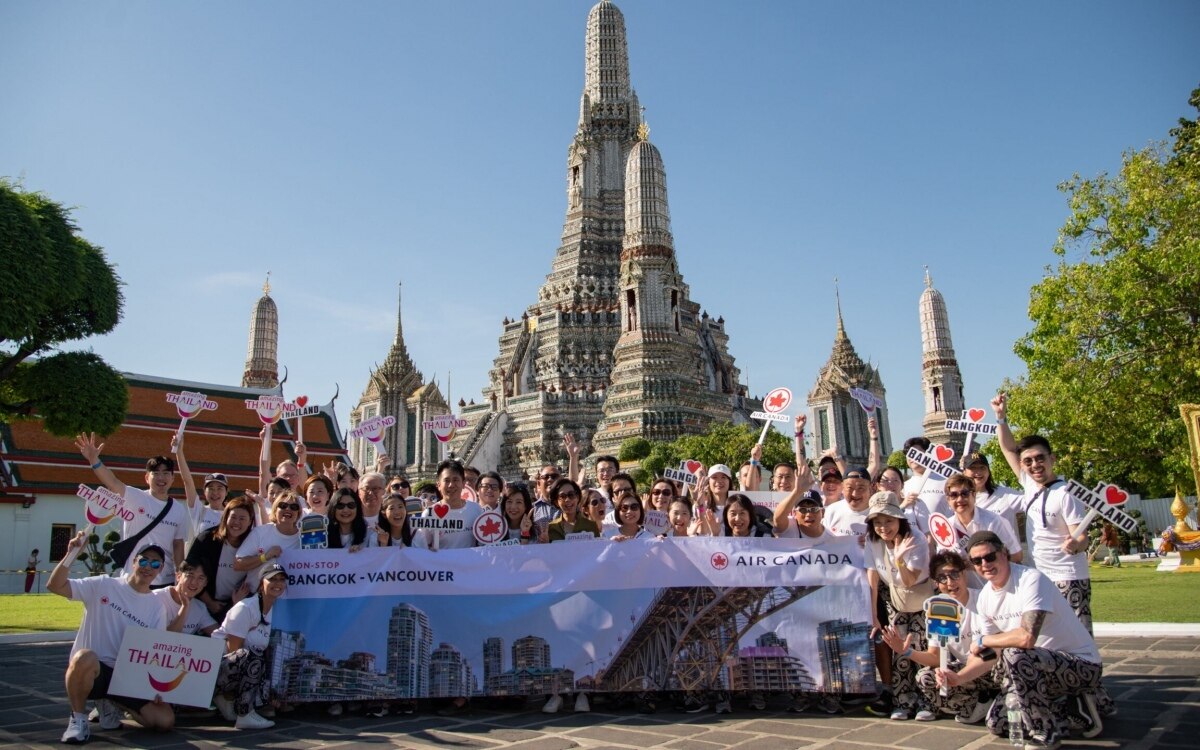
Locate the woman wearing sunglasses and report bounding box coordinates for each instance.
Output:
[235,491,302,590]
[605,492,651,541]
[944,474,1022,585]
[547,478,600,541]
[326,489,374,552]
[881,551,997,725]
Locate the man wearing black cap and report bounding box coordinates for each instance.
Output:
[49,536,185,743]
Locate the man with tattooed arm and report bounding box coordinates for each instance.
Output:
[936,531,1104,750]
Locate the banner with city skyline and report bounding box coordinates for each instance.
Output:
[267,538,876,701]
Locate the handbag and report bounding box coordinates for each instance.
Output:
[110,496,174,568]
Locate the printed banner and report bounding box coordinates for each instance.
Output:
[268,538,875,702]
[110,628,225,708]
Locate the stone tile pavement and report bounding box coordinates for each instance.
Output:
[0,637,1196,749]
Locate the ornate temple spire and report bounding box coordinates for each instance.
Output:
[241,274,279,389]
[584,1,631,105]
[623,134,673,252]
[393,281,405,349]
[834,277,848,341]
[919,267,965,445]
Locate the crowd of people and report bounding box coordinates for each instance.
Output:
[52,393,1112,749]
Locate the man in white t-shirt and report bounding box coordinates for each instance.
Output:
[990,394,1094,634]
[938,531,1105,748]
[76,433,188,587]
[49,537,182,743]
[413,459,483,550]
[824,467,872,542]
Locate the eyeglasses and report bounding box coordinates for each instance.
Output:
[619,504,640,512]
[588,498,607,507]
[1020,454,1048,467]
[557,490,579,500]
[362,486,384,493]
[540,473,560,482]
[275,503,301,512]
[136,558,163,569]
[879,476,902,485]
[934,569,964,583]
[946,491,973,499]
[334,502,356,510]
[651,489,673,496]
[479,483,501,492]
[969,551,1000,566]
[613,486,635,497]
[795,506,822,515]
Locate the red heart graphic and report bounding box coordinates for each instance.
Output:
[934,445,954,462]
[685,460,702,475]
[433,504,450,519]
[1104,485,1128,506]
[967,408,985,422]
[295,395,308,407]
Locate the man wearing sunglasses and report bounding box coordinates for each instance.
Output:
[49,537,184,743]
[532,465,564,526]
[938,531,1104,749]
[990,394,1093,633]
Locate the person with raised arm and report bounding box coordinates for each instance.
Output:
[75,433,188,588]
[49,536,180,743]
[937,531,1105,748]
[773,415,818,536]
[865,415,885,481]
[990,393,1094,633]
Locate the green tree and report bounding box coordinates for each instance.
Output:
[1000,87,1200,497]
[0,181,127,435]
[618,436,652,462]
[886,450,908,475]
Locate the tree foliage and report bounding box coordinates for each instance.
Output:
[625,422,796,487]
[0,181,128,435]
[76,530,121,576]
[1002,87,1200,497]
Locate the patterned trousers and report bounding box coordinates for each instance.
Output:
[984,647,1102,741]
[916,657,999,719]
[885,609,932,713]
[1053,578,1093,635]
[215,648,270,717]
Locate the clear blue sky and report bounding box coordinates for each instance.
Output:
[3,1,1197,452]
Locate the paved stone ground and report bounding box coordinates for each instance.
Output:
[1,637,1196,749]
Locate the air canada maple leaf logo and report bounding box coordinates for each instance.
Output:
[710,552,729,570]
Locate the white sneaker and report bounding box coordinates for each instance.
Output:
[62,713,90,744]
[541,694,563,714]
[890,708,911,720]
[915,709,936,722]
[574,693,590,712]
[235,710,275,730]
[714,699,732,714]
[94,700,123,730]
[956,699,991,725]
[213,694,236,722]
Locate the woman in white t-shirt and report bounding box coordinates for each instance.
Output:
[235,492,302,591]
[377,492,414,547]
[962,453,1024,542]
[302,474,334,517]
[865,491,935,722]
[212,563,287,730]
[153,562,218,636]
[186,497,255,621]
[605,494,652,541]
[882,550,999,724]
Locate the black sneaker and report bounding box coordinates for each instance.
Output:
[864,690,893,717]
[1061,694,1103,739]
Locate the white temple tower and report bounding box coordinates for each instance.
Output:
[919,268,965,449]
[241,275,279,390]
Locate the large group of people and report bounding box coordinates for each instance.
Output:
[53,393,1112,749]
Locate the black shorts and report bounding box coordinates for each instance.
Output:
[88,662,150,713]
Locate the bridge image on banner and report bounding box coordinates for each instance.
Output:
[267,540,876,702]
